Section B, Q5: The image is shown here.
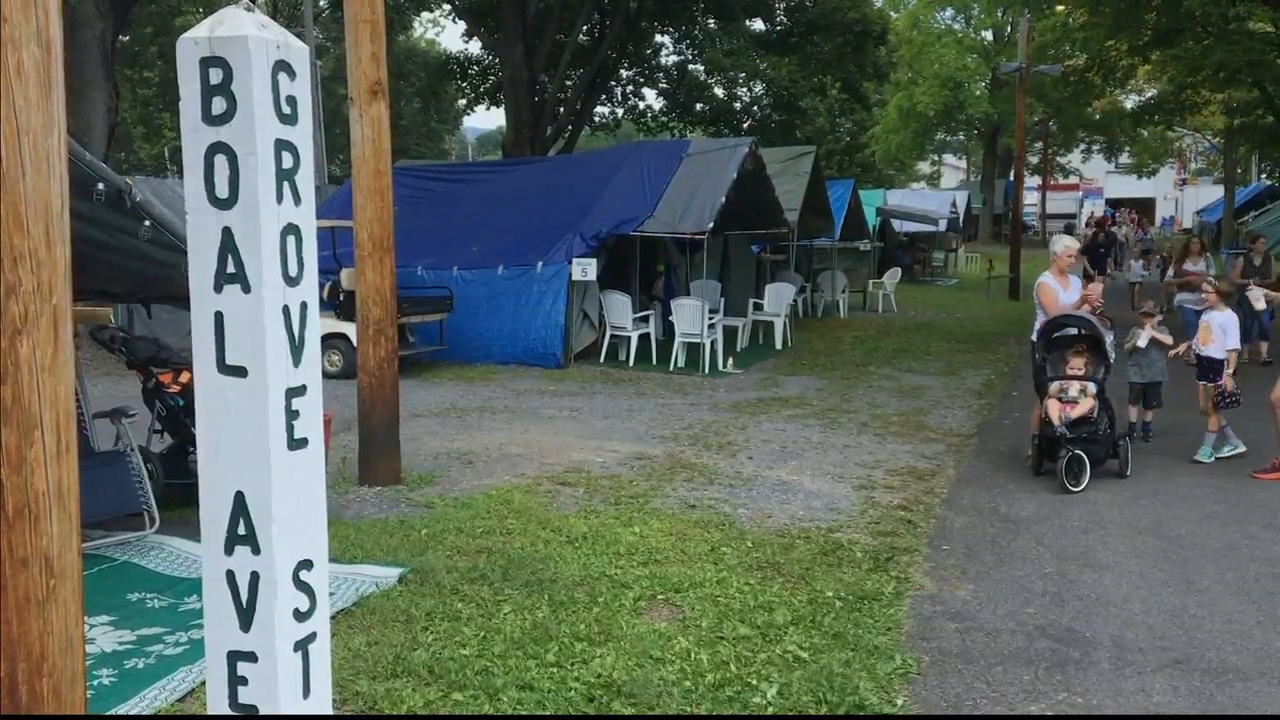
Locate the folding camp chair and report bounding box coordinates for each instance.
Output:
[76,365,160,549]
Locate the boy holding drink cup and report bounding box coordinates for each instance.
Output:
[1124,300,1174,441]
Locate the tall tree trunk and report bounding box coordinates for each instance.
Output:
[977,121,1001,243]
[1220,120,1238,249]
[497,0,542,157]
[64,0,123,159]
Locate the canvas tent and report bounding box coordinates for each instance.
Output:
[68,138,188,305]
[885,189,959,233]
[317,137,789,368]
[758,146,835,240]
[858,188,887,235]
[1244,201,1280,253]
[824,179,872,242]
[1195,181,1280,226]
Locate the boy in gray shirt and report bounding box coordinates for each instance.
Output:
[1124,300,1174,441]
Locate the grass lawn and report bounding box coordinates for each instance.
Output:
[168,246,1042,715]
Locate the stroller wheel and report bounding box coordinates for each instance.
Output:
[1057,449,1091,494]
[137,445,165,501]
[1116,435,1133,478]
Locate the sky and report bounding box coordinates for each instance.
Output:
[427,14,505,129]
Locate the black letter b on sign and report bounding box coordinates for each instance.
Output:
[199,56,237,127]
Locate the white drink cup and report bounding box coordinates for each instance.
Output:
[1247,285,1267,312]
[1135,326,1151,348]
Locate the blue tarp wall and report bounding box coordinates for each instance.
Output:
[317,140,690,367]
[1196,181,1280,224]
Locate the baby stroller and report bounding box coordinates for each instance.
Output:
[1029,312,1133,493]
[88,324,197,494]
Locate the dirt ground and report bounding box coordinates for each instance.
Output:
[80,339,973,531]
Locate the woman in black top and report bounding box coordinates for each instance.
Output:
[1083,222,1115,279]
[1230,232,1275,365]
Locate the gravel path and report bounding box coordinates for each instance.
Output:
[80,341,975,532]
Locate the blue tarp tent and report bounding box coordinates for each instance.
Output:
[1196,182,1280,224]
[317,140,690,368]
[825,179,872,241]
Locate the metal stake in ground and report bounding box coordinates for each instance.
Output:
[0,1,85,713]
[176,4,333,713]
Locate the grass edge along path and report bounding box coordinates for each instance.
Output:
[164,251,1035,715]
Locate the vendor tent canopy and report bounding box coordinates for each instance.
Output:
[858,188,887,235]
[824,179,872,241]
[633,137,789,236]
[885,189,959,232]
[316,137,788,368]
[1244,201,1280,254]
[1195,181,1280,225]
[758,146,835,239]
[68,137,188,305]
[876,204,955,227]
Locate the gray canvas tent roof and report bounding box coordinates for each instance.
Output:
[886,189,959,232]
[69,138,189,305]
[758,146,835,239]
[876,204,955,228]
[635,137,789,236]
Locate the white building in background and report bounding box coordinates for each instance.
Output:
[911,155,970,190]
[911,148,1224,230]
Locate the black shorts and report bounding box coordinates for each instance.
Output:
[1194,354,1226,385]
[1127,382,1164,410]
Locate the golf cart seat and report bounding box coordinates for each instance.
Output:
[76,372,160,549]
[322,267,455,323]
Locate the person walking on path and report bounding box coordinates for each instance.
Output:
[1248,283,1280,480]
[1165,236,1217,364]
[1228,232,1274,366]
[1028,234,1102,459]
[1123,301,1173,441]
[1169,277,1244,464]
[1083,221,1117,280]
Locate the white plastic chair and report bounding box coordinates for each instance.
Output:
[668,296,721,374]
[688,279,725,319]
[599,289,657,366]
[775,270,810,317]
[813,270,851,318]
[867,267,902,313]
[746,282,797,350]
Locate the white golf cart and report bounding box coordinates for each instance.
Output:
[318,219,453,380]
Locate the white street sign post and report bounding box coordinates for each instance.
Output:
[177,3,332,714]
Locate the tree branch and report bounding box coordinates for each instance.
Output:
[532,0,568,76]
[538,0,604,134]
[545,0,629,146]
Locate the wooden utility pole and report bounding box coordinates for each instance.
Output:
[1039,118,1052,241]
[1008,12,1032,302]
[344,0,403,487]
[0,0,86,714]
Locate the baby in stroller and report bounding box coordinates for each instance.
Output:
[1044,346,1098,434]
[1030,312,1133,493]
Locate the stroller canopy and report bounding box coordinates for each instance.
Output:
[1036,311,1113,360]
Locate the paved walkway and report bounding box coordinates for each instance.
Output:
[909,280,1279,714]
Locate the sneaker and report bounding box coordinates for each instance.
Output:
[1261,356,1274,367]
[1214,442,1247,459]
[1141,428,1154,442]
[1192,446,1216,464]
[1251,457,1280,481]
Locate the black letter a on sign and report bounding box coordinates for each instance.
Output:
[223,490,262,558]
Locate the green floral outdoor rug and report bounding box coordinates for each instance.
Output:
[83,535,405,715]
